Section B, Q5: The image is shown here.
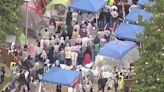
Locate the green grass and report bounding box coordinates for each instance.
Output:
[0,77,11,90]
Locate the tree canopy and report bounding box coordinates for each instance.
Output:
[132,0,164,91]
[0,0,22,45]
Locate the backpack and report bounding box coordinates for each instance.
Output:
[94,43,100,52]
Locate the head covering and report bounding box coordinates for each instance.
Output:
[51,36,54,40]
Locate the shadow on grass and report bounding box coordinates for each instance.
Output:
[0,77,11,90]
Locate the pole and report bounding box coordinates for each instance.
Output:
[95,13,98,30]
[122,2,125,21]
[25,2,29,45]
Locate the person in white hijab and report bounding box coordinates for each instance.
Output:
[40,50,47,61]
[60,37,65,45]
[71,47,78,66]
[50,36,55,47]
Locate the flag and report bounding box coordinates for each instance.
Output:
[112,22,117,33]
[76,77,81,84]
[122,2,125,20]
[71,82,76,88]
[17,52,21,62]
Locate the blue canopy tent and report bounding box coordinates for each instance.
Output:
[95,40,139,71]
[126,8,153,22]
[98,40,137,59]
[41,67,81,87]
[137,0,156,6]
[115,23,144,41]
[69,0,107,13]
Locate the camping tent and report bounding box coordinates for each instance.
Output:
[44,0,71,18]
[46,0,70,10]
[126,8,153,22]
[20,3,42,38]
[41,67,81,87]
[69,0,107,13]
[137,0,156,6]
[95,40,140,71]
[115,23,144,41]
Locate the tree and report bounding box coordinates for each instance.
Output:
[0,0,22,45]
[132,0,164,92]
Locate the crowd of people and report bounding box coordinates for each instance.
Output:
[0,0,140,92]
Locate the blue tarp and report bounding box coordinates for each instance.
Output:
[137,0,156,6]
[126,8,153,22]
[41,67,81,87]
[115,23,144,41]
[98,40,136,59]
[69,0,107,13]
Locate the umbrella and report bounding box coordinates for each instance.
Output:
[115,23,144,41]
[126,8,153,22]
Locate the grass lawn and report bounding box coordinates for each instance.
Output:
[0,77,11,90]
[0,61,11,90]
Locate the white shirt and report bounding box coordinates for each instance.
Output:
[65,46,72,59]
[35,46,43,55]
[24,70,29,79]
[72,12,78,22]
[43,31,49,39]
[71,51,78,66]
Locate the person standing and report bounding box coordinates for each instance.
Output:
[77,48,84,65]
[1,66,5,84]
[0,70,3,84]
[110,5,119,28]
[66,8,72,27]
[56,85,62,92]
[118,73,124,92]
[58,48,65,64]
[35,42,43,61]
[106,77,114,92]
[84,81,92,92]
[114,74,119,92]
[98,74,107,92]
[65,43,72,66]
[94,42,100,57]
[99,9,106,31]
[84,47,91,65]
[72,11,78,25]
[47,47,54,63]
[105,9,111,28]
[71,48,78,66]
